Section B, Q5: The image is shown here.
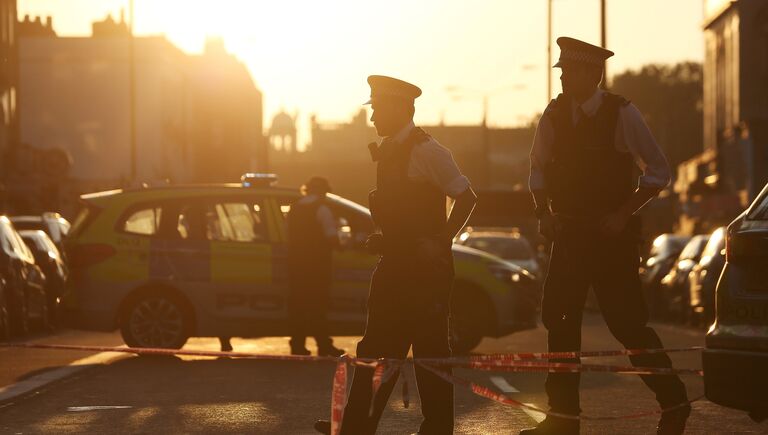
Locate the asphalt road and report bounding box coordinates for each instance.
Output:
[1,314,766,434]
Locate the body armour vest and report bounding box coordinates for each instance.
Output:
[371,127,447,245]
[543,92,635,217]
[287,198,333,269]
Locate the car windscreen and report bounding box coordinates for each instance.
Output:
[649,235,689,258]
[11,221,44,232]
[679,236,708,260]
[464,236,533,261]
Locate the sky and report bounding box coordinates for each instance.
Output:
[18,0,705,147]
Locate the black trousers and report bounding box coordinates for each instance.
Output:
[289,259,334,350]
[340,253,454,435]
[542,226,688,415]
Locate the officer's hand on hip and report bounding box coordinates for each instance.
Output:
[600,210,631,236]
[538,212,561,241]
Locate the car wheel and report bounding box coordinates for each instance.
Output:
[121,293,190,349]
[450,286,492,355]
[0,290,9,341]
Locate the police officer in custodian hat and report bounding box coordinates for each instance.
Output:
[315,75,477,434]
[521,37,690,435]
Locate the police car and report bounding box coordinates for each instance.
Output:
[64,174,540,353]
[703,182,768,422]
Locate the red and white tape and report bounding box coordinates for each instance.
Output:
[0,342,704,426]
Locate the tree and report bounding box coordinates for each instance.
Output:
[610,62,703,170]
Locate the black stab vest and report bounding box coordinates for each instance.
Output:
[287,198,333,271]
[371,127,446,247]
[543,92,635,217]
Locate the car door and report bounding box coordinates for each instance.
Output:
[202,198,279,330]
[325,197,378,329]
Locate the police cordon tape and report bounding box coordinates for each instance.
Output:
[0,342,704,433]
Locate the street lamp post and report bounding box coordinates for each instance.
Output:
[128,0,137,183]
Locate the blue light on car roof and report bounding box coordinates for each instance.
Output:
[241,173,278,188]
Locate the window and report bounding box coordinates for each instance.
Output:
[123,207,162,236]
[177,201,265,242]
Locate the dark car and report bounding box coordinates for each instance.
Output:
[659,234,709,321]
[688,227,726,327]
[703,184,768,422]
[19,230,68,328]
[640,233,690,316]
[0,278,9,340]
[10,213,71,252]
[0,216,48,335]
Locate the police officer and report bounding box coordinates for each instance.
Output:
[314,75,477,434]
[287,176,345,357]
[521,37,690,435]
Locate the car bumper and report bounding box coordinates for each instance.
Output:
[703,348,768,412]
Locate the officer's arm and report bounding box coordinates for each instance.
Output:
[612,103,671,218]
[529,111,554,216]
[443,187,477,243]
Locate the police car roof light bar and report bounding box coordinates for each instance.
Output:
[241,173,278,188]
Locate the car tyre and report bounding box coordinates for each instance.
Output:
[450,286,492,355]
[121,293,190,349]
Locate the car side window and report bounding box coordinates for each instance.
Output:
[183,201,265,242]
[123,207,162,236]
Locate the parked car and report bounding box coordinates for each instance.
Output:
[0,278,9,340]
[659,234,709,321]
[704,183,768,423]
[19,230,68,328]
[640,233,690,316]
[456,228,542,281]
[11,213,71,252]
[0,216,49,335]
[64,174,541,354]
[688,227,726,327]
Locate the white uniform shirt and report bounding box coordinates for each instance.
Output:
[382,121,471,198]
[295,194,338,238]
[529,89,672,192]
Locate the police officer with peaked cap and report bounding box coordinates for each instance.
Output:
[520,37,690,435]
[314,75,477,434]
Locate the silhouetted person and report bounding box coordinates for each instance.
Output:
[219,337,232,352]
[314,76,477,435]
[521,37,690,435]
[287,177,345,357]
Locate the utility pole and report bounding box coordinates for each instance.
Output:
[128,0,137,182]
[547,0,552,103]
[600,0,608,89]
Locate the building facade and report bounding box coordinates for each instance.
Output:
[675,0,768,234]
[12,15,265,216]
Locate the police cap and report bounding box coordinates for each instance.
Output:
[364,75,422,105]
[553,37,614,68]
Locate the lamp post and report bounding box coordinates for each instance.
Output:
[128,0,137,183]
[547,0,609,93]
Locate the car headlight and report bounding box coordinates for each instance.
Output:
[488,263,530,283]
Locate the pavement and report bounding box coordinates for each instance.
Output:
[0,314,766,434]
